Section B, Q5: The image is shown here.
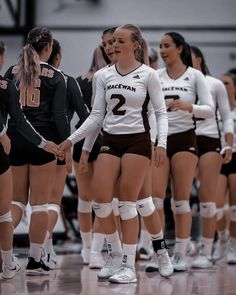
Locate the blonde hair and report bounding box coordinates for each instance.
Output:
[119,24,148,65]
[16,26,52,88]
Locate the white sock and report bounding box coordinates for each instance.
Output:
[80,231,92,249]
[139,229,151,250]
[218,230,229,241]
[44,238,56,255]
[201,237,214,256]
[122,243,137,268]
[1,249,13,266]
[174,238,189,256]
[91,233,105,252]
[229,236,236,247]
[151,230,163,240]
[106,231,122,254]
[29,242,43,262]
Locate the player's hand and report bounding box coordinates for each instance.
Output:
[221,146,233,164]
[169,100,192,112]
[58,139,72,161]
[43,141,59,157]
[0,133,11,155]
[153,146,166,167]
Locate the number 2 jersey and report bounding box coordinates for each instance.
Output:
[157,66,214,136]
[69,63,168,148]
[4,62,70,141]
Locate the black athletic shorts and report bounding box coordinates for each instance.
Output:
[196,135,221,157]
[0,144,10,175]
[100,131,152,160]
[220,152,236,177]
[7,125,58,166]
[73,135,102,163]
[167,129,198,159]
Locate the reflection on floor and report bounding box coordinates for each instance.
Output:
[1,252,236,295]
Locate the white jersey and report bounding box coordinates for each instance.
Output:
[196,75,233,138]
[157,67,214,136]
[219,107,236,152]
[69,64,168,148]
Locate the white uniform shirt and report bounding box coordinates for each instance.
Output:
[196,75,233,138]
[219,107,236,152]
[69,64,168,148]
[157,67,214,136]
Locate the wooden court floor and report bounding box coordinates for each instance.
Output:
[1,253,236,295]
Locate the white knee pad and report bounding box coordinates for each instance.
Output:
[137,197,155,217]
[0,211,12,223]
[78,198,93,213]
[12,201,26,213]
[47,203,60,215]
[153,197,164,209]
[171,200,191,215]
[216,207,224,221]
[230,206,236,222]
[200,202,217,218]
[119,201,137,220]
[31,204,48,213]
[93,202,113,218]
[112,198,120,216]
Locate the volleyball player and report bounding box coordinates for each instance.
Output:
[59,24,169,283]
[153,32,214,272]
[0,40,58,279]
[190,46,234,268]
[41,38,90,269]
[4,27,70,275]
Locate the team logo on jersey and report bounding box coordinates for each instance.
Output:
[100,146,110,152]
[184,77,190,81]
[132,74,140,79]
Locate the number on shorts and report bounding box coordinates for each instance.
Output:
[111,94,126,115]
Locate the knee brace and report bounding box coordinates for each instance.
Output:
[153,197,164,209]
[31,204,48,213]
[12,201,26,213]
[230,206,236,222]
[112,198,120,216]
[171,199,191,215]
[78,198,93,213]
[119,201,137,220]
[0,211,12,223]
[200,202,217,218]
[137,197,155,217]
[93,202,113,218]
[47,203,60,215]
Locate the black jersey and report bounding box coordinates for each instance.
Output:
[63,73,89,124]
[0,75,43,146]
[5,62,70,141]
[76,76,93,111]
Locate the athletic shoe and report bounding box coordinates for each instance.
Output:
[97,253,121,280]
[171,253,188,272]
[81,248,90,265]
[157,249,174,277]
[26,257,50,276]
[192,254,212,269]
[89,251,104,269]
[213,239,228,261]
[137,247,152,260]
[109,265,137,284]
[227,244,236,264]
[186,240,197,257]
[1,256,21,279]
[42,252,57,270]
[145,253,159,272]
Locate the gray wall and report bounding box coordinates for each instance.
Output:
[1,0,236,77]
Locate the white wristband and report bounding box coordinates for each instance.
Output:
[220,146,233,155]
